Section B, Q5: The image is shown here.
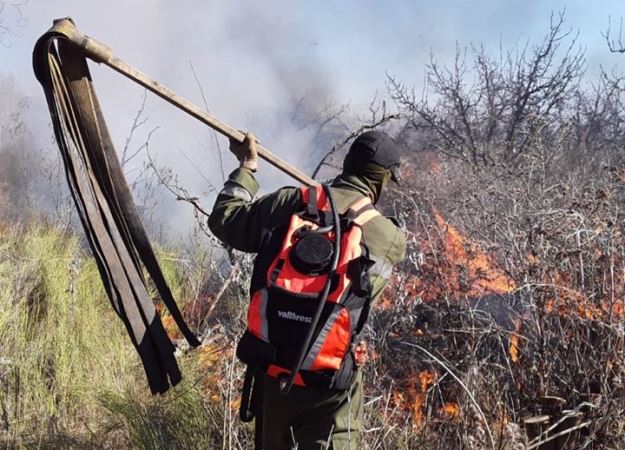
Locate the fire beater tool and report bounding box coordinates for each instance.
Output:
[33,18,318,394]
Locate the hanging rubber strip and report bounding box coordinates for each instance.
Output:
[32,19,200,395]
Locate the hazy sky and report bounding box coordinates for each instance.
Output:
[0,0,623,230]
[3,1,624,102]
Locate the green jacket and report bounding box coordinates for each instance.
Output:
[208,168,406,301]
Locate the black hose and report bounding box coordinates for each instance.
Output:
[280,184,341,395]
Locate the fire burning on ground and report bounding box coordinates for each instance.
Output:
[392,370,462,427]
[375,152,625,447]
[405,211,516,302]
[380,204,522,427]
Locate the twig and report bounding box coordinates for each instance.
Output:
[526,421,591,450]
[189,60,226,183]
[603,16,625,54]
[121,90,149,168]
[527,402,597,446]
[311,95,399,178]
[200,261,240,333]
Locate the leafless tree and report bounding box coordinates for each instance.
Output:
[389,11,585,167]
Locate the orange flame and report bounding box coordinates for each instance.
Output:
[391,370,439,427]
[197,344,222,370]
[392,371,463,426]
[161,314,181,340]
[506,318,522,363]
[543,270,625,321]
[509,333,520,363]
[393,211,517,306]
[439,402,461,420]
[412,371,437,426]
[197,344,241,410]
[418,370,437,391]
[433,211,516,297]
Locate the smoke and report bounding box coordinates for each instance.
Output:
[0,0,623,235]
[0,75,70,223]
[0,1,356,234]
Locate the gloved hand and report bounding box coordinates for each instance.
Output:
[229,131,258,172]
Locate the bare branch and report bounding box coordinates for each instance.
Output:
[145,145,211,219]
[603,16,625,54]
[0,1,27,47]
[189,60,226,183]
[311,94,399,179]
[121,90,149,168]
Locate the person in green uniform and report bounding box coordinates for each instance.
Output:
[208,130,406,450]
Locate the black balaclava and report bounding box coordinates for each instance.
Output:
[338,131,400,203]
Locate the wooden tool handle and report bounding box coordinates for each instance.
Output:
[48,18,319,187]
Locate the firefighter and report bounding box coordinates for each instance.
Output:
[208,130,406,450]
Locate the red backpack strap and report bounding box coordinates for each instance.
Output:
[299,185,330,219]
[298,186,313,215]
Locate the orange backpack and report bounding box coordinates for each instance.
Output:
[237,183,380,397]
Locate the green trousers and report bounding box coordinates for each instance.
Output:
[260,371,363,450]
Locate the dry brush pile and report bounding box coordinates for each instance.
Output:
[357,14,625,449]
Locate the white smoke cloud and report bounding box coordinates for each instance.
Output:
[0,1,351,233]
[0,0,623,235]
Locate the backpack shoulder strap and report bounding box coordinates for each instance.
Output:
[343,196,380,227]
[299,185,318,217]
